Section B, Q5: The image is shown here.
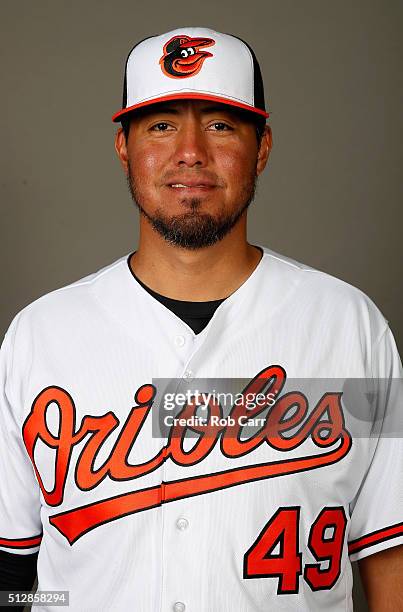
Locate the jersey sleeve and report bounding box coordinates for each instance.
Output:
[348,324,403,561]
[0,315,42,555]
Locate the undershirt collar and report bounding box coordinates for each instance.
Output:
[127,247,263,334]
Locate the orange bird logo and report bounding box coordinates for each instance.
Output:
[160,35,215,78]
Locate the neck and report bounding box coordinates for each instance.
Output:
[129,221,263,301]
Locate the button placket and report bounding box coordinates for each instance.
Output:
[161,321,218,611]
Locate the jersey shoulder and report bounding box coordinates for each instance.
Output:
[2,253,131,344]
[259,245,389,342]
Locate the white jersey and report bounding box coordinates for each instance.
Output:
[0,246,402,612]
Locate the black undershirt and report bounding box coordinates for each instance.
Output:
[0,262,233,599]
[0,550,38,610]
[129,262,228,334]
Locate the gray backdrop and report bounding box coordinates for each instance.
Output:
[1,1,402,610]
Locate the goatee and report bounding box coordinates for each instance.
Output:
[126,166,257,250]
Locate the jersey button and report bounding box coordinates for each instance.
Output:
[176,517,189,531]
[183,370,194,379]
[173,603,186,612]
[174,335,186,347]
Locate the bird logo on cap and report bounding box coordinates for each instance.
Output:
[159,35,215,78]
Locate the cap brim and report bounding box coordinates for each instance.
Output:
[112,93,269,122]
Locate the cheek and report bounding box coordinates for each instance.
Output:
[130,144,168,184]
[216,146,257,186]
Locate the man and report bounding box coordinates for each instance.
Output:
[0,27,402,612]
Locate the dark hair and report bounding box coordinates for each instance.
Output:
[120,108,267,145]
[254,116,267,145]
[121,114,131,140]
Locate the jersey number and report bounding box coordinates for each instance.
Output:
[243,506,347,594]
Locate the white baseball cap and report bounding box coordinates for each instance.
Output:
[112,27,269,122]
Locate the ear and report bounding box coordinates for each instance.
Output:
[256,125,273,176]
[114,127,129,175]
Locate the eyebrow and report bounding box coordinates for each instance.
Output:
[200,105,235,114]
[147,105,179,115]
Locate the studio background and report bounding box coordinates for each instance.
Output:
[1,1,402,610]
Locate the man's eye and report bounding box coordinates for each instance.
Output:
[151,122,172,132]
[208,122,232,131]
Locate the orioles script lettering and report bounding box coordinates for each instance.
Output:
[21,366,352,544]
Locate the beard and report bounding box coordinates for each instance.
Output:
[126,164,258,250]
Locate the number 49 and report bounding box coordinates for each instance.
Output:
[243,506,347,594]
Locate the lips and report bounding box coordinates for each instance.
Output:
[166,178,217,189]
[169,183,214,189]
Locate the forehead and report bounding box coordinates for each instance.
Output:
[128,99,257,123]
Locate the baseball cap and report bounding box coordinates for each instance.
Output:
[112,27,269,122]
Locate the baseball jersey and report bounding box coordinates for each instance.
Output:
[0,245,402,612]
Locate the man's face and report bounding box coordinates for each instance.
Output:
[115,100,272,249]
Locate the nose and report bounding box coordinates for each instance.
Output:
[172,118,208,168]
